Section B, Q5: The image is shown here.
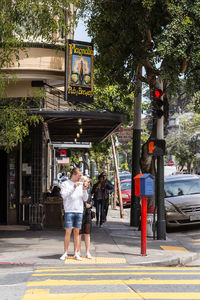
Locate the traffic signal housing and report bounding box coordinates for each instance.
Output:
[152,88,163,119]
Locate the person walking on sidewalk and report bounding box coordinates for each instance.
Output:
[60,167,88,261]
[77,176,93,259]
[91,174,112,227]
[100,172,114,222]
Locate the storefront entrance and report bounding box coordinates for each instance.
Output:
[0,150,7,224]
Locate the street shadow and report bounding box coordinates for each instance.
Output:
[167,223,200,233]
[38,254,61,260]
[1,219,199,254]
[108,251,141,257]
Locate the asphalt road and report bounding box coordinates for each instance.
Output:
[2,264,200,299]
[167,223,200,258]
[0,265,34,300]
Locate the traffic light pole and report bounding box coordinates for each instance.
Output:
[156,81,166,240]
[131,75,142,226]
[157,155,166,239]
[131,128,141,226]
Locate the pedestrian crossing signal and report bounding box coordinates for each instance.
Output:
[147,139,165,156]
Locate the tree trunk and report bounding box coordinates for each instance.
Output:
[111,135,124,218]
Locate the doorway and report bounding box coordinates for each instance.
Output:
[0,150,7,224]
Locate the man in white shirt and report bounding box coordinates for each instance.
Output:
[60,167,88,261]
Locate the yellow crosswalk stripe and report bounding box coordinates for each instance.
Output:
[32,271,200,276]
[138,293,200,299]
[22,291,200,300]
[36,266,200,271]
[23,266,200,300]
[27,278,200,286]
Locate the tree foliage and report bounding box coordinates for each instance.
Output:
[91,85,133,123]
[190,91,200,113]
[0,0,79,69]
[81,0,200,93]
[0,99,43,152]
[90,139,112,173]
[166,113,200,170]
[81,0,200,173]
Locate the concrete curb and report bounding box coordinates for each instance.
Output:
[179,252,200,266]
[127,252,200,266]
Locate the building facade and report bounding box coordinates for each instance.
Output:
[0,4,125,227]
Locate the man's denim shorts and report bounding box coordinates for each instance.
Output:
[65,212,83,229]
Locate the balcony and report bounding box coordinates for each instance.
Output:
[2,44,65,98]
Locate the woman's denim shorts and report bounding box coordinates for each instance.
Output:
[65,212,83,229]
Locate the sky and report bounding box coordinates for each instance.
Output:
[74,19,91,43]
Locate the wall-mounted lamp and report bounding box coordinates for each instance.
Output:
[78,118,82,125]
[79,128,83,134]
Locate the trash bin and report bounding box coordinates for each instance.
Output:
[44,197,64,228]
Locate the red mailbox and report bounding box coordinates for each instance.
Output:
[134,174,143,196]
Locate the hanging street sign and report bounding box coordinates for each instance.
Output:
[66,40,94,103]
[117,127,132,142]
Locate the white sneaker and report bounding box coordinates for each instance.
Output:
[86,252,92,259]
[60,252,68,261]
[74,253,82,261]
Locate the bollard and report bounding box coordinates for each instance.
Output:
[141,196,148,255]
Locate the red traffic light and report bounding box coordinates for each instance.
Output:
[153,88,163,99]
[152,88,164,118]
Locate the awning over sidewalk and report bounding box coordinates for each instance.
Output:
[38,110,127,143]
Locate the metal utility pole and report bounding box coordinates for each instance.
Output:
[130,69,142,226]
[156,81,166,240]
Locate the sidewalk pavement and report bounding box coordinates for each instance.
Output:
[0,207,199,267]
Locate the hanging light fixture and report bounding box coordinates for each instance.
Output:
[74,138,77,143]
[77,133,80,138]
[79,127,83,134]
[78,118,82,125]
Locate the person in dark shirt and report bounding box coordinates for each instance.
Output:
[100,172,114,222]
[60,172,68,182]
[50,186,62,198]
[77,176,93,259]
[91,175,112,227]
